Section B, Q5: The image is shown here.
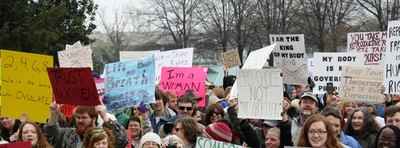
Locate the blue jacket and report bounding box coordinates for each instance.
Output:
[340,132,362,148]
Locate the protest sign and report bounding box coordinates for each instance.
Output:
[312,52,363,94]
[195,137,242,148]
[384,20,400,94]
[119,50,160,61]
[307,58,315,76]
[347,31,386,65]
[48,68,100,106]
[207,65,224,86]
[58,46,93,69]
[95,78,105,100]
[242,44,275,69]
[270,34,308,85]
[238,69,283,120]
[222,49,241,68]
[0,142,31,148]
[155,48,193,81]
[160,67,206,107]
[340,65,384,103]
[0,50,53,123]
[104,55,155,111]
[226,66,240,76]
[65,41,82,50]
[229,44,276,98]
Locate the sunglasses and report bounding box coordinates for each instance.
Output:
[178,106,193,111]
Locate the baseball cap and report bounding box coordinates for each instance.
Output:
[300,92,318,104]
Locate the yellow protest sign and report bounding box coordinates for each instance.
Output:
[0,50,53,123]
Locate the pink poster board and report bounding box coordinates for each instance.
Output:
[160,67,206,107]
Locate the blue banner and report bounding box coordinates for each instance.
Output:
[104,55,155,112]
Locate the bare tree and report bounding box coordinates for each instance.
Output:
[357,0,400,30]
[99,10,128,56]
[297,0,357,52]
[199,0,234,51]
[327,0,357,50]
[229,0,257,63]
[151,0,202,48]
[248,0,297,48]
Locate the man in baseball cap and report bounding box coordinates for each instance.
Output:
[291,91,319,143]
[299,92,319,116]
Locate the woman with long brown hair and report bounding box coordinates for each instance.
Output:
[344,108,379,148]
[174,117,202,148]
[17,122,52,148]
[297,114,343,148]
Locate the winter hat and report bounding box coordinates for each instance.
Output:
[139,132,162,148]
[162,135,184,146]
[204,121,233,143]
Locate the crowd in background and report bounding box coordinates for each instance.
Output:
[1,75,400,148]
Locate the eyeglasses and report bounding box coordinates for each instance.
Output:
[308,130,327,135]
[179,106,193,111]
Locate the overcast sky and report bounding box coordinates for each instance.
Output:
[93,0,146,32]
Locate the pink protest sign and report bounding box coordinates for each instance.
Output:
[160,67,206,107]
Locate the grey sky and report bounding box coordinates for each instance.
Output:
[93,0,147,32]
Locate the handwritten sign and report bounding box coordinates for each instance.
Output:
[155,48,193,81]
[196,137,242,148]
[0,142,31,148]
[119,50,160,61]
[312,52,363,94]
[58,45,93,69]
[159,67,206,107]
[223,49,241,68]
[104,55,155,111]
[347,31,386,65]
[270,34,307,85]
[384,20,400,94]
[0,50,53,123]
[48,68,100,106]
[229,44,276,98]
[340,65,384,103]
[238,69,283,120]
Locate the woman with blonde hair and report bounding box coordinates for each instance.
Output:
[83,128,115,148]
[297,114,343,148]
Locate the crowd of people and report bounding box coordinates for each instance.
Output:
[1,76,400,148]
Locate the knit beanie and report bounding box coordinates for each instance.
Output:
[139,132,162,148]
[204,121,232,143]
